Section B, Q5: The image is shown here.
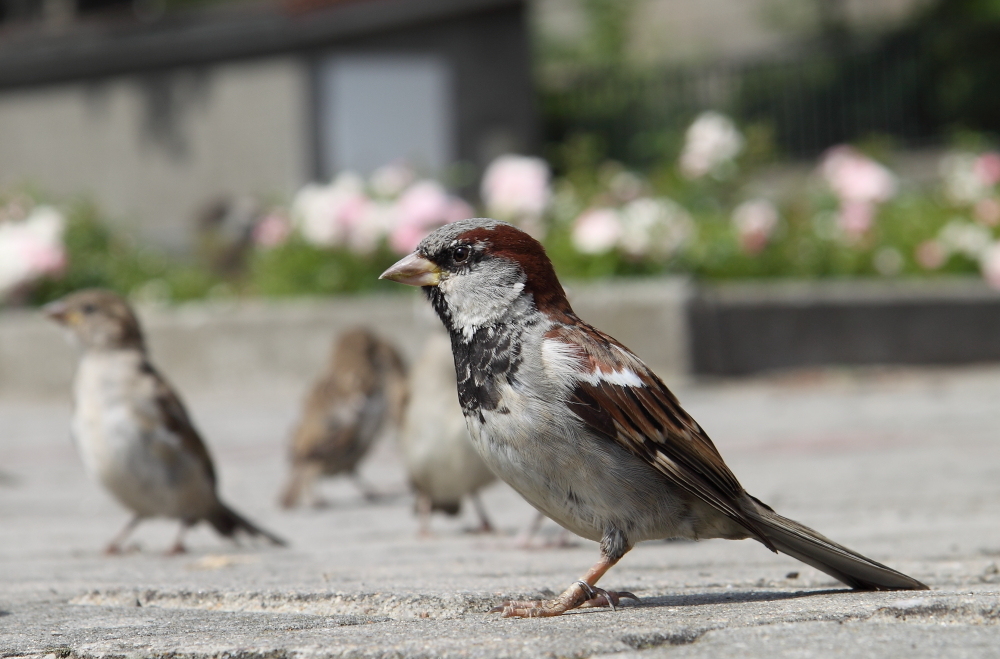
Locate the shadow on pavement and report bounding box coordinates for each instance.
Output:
[634,588,848,609]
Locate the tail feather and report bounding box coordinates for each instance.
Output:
[208,504,287,547]
[746,503,926,591]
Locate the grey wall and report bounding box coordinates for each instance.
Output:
[0,56,310,250]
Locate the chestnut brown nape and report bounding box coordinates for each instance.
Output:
[458,224,575,319]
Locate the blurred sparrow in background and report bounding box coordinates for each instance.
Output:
[45,289,285,554]
[280,328,407,508]
[398,330,496,535]
[381,218,926,618]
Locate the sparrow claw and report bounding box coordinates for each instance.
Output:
[489,600,569,618]
[488,582,637,618]
[579,589,639,610]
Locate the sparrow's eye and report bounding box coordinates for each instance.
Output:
[82,303,97,314]
[452,245,471,264]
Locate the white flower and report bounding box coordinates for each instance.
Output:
[679,111,744,179]
[291,172,370,247]
[820,146,897,204]
[369,161,416,199]
[572,208,622,254]
[731,199,779,254]
[481,154,551,222]
[618,197,693,257]
[0,205,66,300]
[873,247,904,277]
[939,152,984,205]
[981,242,1000,290]
[939,219,992,259]
[608,170,645,203]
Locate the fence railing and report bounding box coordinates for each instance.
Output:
[540,38,932,167]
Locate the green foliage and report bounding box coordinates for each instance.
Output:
[245,239,402,298]
[29,202,222,306]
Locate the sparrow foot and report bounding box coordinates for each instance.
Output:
[489,581,638,618]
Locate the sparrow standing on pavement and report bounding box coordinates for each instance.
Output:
[380,218,927,618]
[399,330,496,535]
[45,289,285,554]
[280,328,407,508]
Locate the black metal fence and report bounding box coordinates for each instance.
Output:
[540,38,934,168]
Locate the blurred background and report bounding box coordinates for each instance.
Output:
[1,0,1000,374]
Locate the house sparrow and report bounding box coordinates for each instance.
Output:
[45,289,285,554]
[398,330,496,535]
[380,218,927,618]
[280,328,408,508]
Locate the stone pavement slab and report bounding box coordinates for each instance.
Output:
[2,366,1000,658]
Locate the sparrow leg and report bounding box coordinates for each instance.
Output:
[469,492,494,533]
[166,521,192,555]
[416,492,433,537]
[491,531,638,618]
[105,515,141,555]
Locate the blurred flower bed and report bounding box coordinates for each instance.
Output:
[5,112,1000,307]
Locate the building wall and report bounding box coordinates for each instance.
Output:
[0,56,310,250]
[315,4,537,180]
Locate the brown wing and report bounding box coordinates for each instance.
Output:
[550,323,776,550]
[139,361,217,486]
[290,378,365,463]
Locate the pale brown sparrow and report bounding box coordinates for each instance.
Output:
[45,289,285,554]
[380,218,927,618]
[280,328,408,508]
[399,330,496,535]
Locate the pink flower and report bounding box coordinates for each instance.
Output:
[974,152,1000,188]
[981,242,1000,290]
[0,205,66,300]
[838,200,875,237]
[974,197,1000,227]
[389,180,472,254]
[481,154,551,222]
[820,146,897,204]
[731,199,779,254]
[572,208,621,254]
[252,211,291,248]
[915,240,947,270]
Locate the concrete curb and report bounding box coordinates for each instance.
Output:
[690,277,1000,375]
[5,276,1000,396]
[0,277,691,397]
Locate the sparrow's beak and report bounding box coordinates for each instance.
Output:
[379,252,441,287]
[42,300,70,324]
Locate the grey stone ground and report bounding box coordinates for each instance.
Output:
[2,365,1000,658]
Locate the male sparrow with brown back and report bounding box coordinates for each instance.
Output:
[45,289,286,554]
[280,328,408,508]
[380,218,927,618]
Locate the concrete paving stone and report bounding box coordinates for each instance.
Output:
[2,365,1000,657]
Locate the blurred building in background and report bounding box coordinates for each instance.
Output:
[0,0,535,250]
